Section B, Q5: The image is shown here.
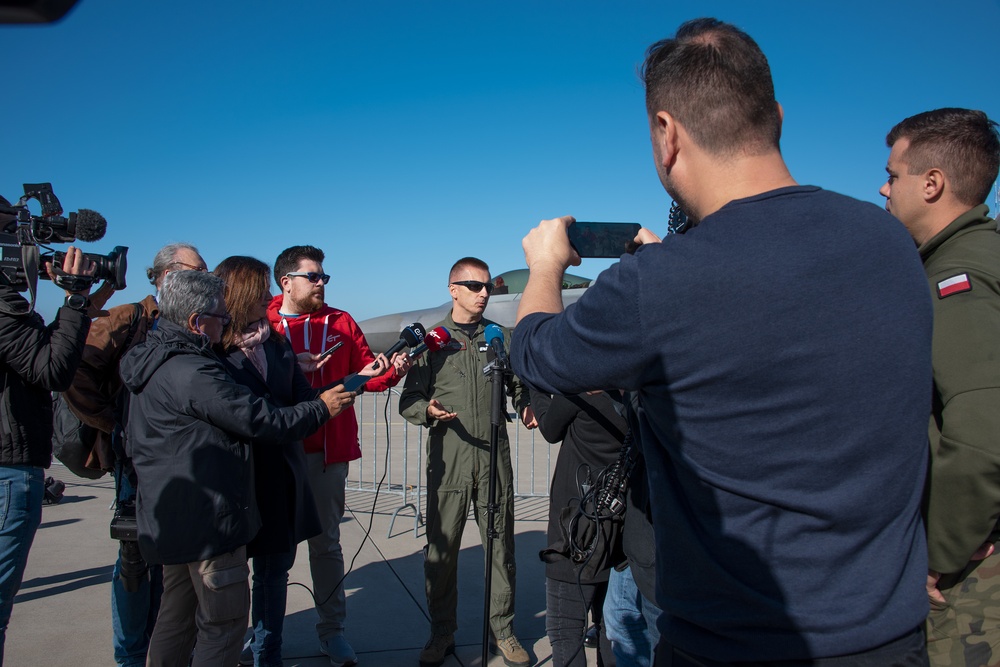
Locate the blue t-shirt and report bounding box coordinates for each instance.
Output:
[512,186,932,660]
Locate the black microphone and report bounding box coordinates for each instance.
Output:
[484,323,507,364]
[408,326,452,359]
[72,209,107,242]
[372,322,426,370]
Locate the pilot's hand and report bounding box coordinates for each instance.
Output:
[427,399,457,422]
[521,406,537,429]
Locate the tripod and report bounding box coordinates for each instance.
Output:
[481,347,513,666]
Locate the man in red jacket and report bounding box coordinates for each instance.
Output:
[267,245,409,666]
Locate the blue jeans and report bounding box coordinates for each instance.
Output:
[0,465,44,663]
[605,566,661,667]
[248,550,297,667]
[111,474,163,667]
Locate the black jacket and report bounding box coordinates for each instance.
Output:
[120,319,330,565]
[220,335,322,557]
[0,284,90,467]
[533,390,627,584]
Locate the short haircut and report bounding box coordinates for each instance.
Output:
[147,243,201,288]
[158,270,224,328]
[274,245,325,286]
[641,17,781,157]
[213,256,273,350]
[449,257,490,282]
[886,108,1000,207]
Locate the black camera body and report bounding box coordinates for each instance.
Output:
[110,499,147,592]
[0,182,128,293]
[110,500,139,541]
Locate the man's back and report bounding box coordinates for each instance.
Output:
[513,185,933,660]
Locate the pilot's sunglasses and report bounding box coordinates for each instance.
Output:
[286,272,331,285]
[451,280,495,294]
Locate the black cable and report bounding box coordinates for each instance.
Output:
[288,390,394,609]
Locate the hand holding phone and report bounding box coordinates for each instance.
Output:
[319,341,344,359]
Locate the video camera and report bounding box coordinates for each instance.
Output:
[0,182,127,294]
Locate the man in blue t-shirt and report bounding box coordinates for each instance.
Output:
[511,18,933,666]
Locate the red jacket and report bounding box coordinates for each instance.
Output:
[267,296,401,464]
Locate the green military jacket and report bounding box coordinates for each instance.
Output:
[921,205,1000,574]
[398,312,530,450]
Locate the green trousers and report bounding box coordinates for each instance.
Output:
[424,438,517,639]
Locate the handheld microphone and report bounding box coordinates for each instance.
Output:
[408,326,452,359]
[372,322,426,370]
[484,323,508,364]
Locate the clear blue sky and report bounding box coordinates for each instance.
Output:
[3,0,998,323]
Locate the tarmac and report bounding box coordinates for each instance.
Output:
[6,460,590,666]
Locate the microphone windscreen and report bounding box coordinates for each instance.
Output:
[425,326,451,351]
[484,323,504,346]
[75,209,107,241]
[401,323,426,347]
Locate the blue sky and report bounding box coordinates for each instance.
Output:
[3,0,998,323]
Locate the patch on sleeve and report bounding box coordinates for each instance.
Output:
[937,273,972,298]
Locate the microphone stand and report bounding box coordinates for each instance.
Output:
[481,348,512,666]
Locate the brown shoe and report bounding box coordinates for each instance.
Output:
[490,635,531,667]
[419,633,455,667]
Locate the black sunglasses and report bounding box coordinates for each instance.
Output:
[285,271,331,285]
[451,280,494,295]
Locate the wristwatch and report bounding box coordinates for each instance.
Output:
[64,293,91,312]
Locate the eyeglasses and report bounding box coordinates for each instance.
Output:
[451,280,494,295]
[199,311,232,326]
[171,261,207,272]
[285,272,331,285]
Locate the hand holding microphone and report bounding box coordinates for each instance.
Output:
[371,322,426,372]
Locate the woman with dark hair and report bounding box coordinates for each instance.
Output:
[213,255,326,667]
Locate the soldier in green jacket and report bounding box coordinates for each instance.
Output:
[399,257,536,667]
[880,107,1000,665]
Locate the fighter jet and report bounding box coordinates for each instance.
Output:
[357,268,592,353]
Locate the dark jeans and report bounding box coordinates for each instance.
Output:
[546,577,615,667]
[654,626,928,667]
[248,550,297,667]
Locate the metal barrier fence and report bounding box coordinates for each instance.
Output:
[349,388,555,536]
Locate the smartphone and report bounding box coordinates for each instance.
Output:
[319,341,344,359]
[567,222,641,258]
[341,373,369,393]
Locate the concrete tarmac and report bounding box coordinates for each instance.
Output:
[5,467,596,666]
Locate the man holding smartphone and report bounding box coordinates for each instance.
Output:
[512,18,933,665]
[266,245,409,666]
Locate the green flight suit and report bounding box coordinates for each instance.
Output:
[398,312,530,639]
[920,205,1000,664]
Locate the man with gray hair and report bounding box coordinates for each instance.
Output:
[64,242,208,667]
[119,270,355,667]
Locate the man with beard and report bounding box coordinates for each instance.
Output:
[266,245,409,666]
[511,18,934,665]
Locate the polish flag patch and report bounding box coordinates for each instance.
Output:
[937,273,972,298]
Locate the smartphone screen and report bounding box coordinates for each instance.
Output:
[341,373,369,393]
[567,222,641,258]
